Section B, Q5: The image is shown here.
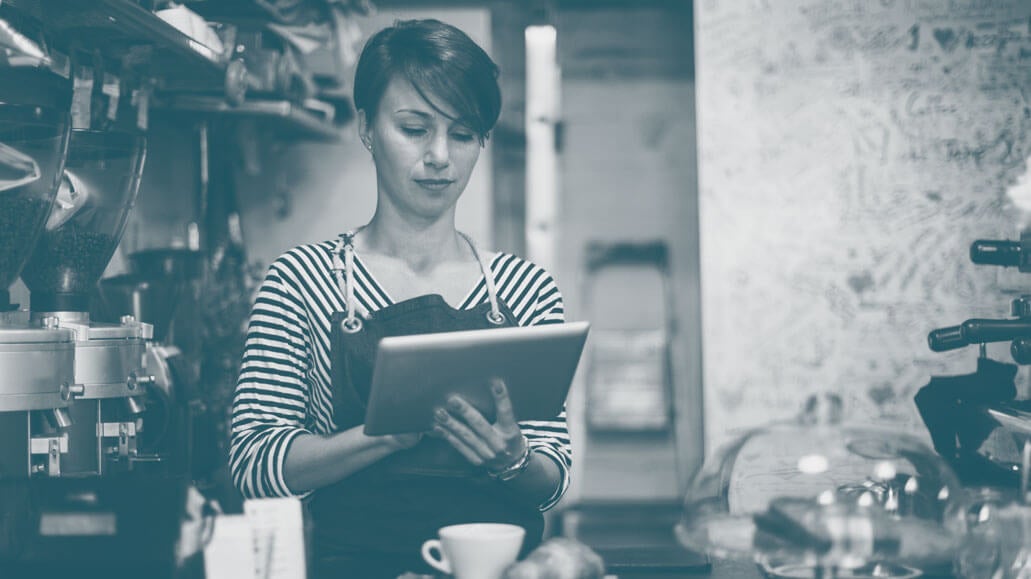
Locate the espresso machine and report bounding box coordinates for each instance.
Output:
[19,126,153,477]
[924,236,1031,579]
[925,234,1031,488]
[0,67,78,478]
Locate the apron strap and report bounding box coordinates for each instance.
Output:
[334,230,364,333]
[458,232,505,326]
[333,228,505,330]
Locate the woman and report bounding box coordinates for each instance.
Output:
[230,19,571,578]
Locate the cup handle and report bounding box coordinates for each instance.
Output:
[421,539,452,575]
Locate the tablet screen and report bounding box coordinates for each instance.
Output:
[363,322,590,435]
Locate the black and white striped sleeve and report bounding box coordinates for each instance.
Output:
[230,258,313,499]
[516,268,572,511]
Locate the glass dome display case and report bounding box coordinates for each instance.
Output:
[955,486,1031,579]
[676,395,967,578]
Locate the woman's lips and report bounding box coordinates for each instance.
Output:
[415,179,454,191]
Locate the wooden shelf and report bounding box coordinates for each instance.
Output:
[42,0,227,76]
[182,0,372,26]
[179,0,290,25]
[155,94,343,142]
[20,0,353,141]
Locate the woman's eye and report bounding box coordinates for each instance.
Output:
[451,132,475,142]
[402,127,427,136]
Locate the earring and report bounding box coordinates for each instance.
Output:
[363,139,373,153]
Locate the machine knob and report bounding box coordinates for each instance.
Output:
[61,383,86,400]
[1012,338,1031,364]
[928,326,966,352]
[120,314,136,325]
[127,372,155,391]
[42,316,60,329]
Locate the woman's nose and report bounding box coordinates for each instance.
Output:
[423,133,450,168]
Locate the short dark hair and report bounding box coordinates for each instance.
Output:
[353,19,501,142]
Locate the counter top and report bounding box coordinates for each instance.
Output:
[606,557,761,579]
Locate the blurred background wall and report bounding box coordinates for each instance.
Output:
[551,4,700,503]
[695,0,1031,452]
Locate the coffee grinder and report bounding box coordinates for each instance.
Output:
[0,67,78,478]
[19,127,152,476]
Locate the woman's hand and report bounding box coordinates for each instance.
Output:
[432,378,528,472]
[385,432,424,451]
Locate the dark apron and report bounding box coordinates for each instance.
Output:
[308,231,545,579]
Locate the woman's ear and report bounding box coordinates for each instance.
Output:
[357,110,372,151]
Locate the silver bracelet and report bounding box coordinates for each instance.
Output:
[488,443,532,481]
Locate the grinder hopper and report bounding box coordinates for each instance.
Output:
[0,69,71,309]
[20,129,146,314]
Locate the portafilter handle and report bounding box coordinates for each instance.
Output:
[961,319,1031,344]
[928,319,1031,352]
[971,240,1022,267]
[971,236,1031,272]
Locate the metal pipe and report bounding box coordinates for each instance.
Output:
[47,407,72,430]
[126,395,146,416]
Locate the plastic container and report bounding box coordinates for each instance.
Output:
[20,129,146,312]
[0,104,70,305]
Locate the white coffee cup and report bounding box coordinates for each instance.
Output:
[421,523,526,579]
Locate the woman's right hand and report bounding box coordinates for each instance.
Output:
[284,428,427,492]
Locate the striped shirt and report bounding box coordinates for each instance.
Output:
[230,238,572,510]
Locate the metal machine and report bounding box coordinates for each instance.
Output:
[19,126,153,476]
[97,247,205,476]
[0,67,78,478]
[926,236,1031,488]
[923,234,1031,579]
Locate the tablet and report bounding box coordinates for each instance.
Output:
[363,321,590,435]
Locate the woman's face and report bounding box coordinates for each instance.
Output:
[360,76,482,222]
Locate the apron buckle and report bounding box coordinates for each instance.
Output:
[341,317,363,333]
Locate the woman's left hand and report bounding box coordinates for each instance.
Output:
[432,378,528,472]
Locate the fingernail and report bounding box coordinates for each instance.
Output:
[434,408,448,422]
[447,397,462,411]
[492,380,504,394]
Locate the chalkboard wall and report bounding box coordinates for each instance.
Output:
[696,0,1031,452]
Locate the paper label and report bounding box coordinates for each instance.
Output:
[204,515,258,579]
[244,497,307,579]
